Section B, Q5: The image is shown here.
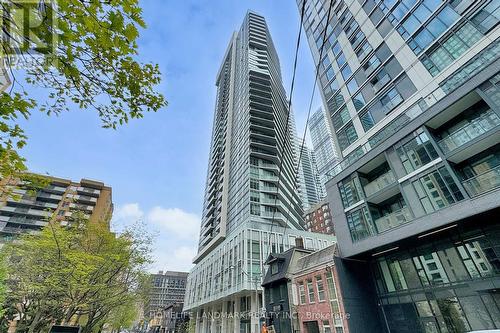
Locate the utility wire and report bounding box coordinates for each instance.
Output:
[266,0,335,257]
[265,0,307,256]
[287,0,335,237]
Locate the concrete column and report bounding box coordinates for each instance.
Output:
[234,295,241,332]
[210,305,216,333]
[251,291,259,333]
[221,299,228,333]
[194,309,201,333]
[202,307,209,333]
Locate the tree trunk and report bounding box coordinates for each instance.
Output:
[27,311,41,333]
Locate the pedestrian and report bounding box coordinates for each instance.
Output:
[261,322,268,333]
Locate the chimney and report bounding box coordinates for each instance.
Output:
[295,237,304,249]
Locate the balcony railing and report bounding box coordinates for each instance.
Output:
[462,166,500,197]
[437,110,500,154]
[374,207,412,233]
[363,171,397,197]
[323,43,500,183]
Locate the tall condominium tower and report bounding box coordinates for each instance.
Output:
[297,143,327,210]
[0,176,113,243]
[184,12,335,333]
[299,0,500,332]
[308,107,339,182]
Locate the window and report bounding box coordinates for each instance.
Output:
[331,41,341,56]
[409,5,460,54]
[352,92,366,111]
[336,52,347,68]
[347,78,359,94]
[271,262,278,275]
[356,42,372,61]
[338,176,363,208]
[332,106,350,131]
[326,66,335,81]
[327,93,345,115]
[250,203,260,216]
[363,55,381,76]
[380,87,403,112]
[370,68,390,91]
[322,56,331,70]
[323,320,332,333]
[337,123,358,151]
[412,167,464,213]
[360,111,375,131]
[341,65,352,81]
[472,1,500,33]
[350,31,365,49]
[397,131,439,174]
[316,276,326,301]
[344,20,359,36]
[346,206,376,242]
[298,283,306,304]
[422,22,483,76]
[307,279,315,303]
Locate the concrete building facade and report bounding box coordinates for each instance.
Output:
[0,176,113,243]
[184,12,337,333]
[148,271,189,319]
[299,0,500,332]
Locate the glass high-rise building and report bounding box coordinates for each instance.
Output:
[308,107,339,183]
[183,12,335,333]
[299,0,500,332]
[297,143,327,210]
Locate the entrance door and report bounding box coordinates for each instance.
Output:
[303,321,320,333]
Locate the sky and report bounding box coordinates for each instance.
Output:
[18,0,321,273]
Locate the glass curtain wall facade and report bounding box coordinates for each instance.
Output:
[372,218,500,333]
[298,144,327,210]
[298,0,500,332]
[185,11,337,333]
[309,107,340,184]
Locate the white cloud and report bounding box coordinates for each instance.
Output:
[151,245,197,273]
[147,206,200,239]
[113,203,144,222]
[112,203,144,231]
[112,204,200,273]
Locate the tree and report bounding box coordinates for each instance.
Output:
[0,0,166,181]
[0,213,153,333]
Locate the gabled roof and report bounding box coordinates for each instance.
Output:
[262,247,314,286]
[292,244,338,274]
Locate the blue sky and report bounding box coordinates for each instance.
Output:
[19,0,321,272]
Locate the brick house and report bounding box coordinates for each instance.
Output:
[291,245,349,333]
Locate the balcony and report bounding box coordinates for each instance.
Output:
[437,111,500,154]
[76,187,100,197]
[462,166,500,197]
[259,172,278,182]
[363,171,397,197]
[374,207,412,234]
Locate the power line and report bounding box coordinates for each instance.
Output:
[266,0,335,257]
[289,0,335,236]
